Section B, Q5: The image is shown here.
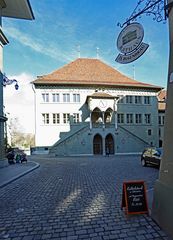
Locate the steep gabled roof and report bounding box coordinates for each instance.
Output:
[33,58,162,90]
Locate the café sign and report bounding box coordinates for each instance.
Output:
[115,22,149,64]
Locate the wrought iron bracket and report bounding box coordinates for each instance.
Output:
[118,0,168,28]
[165,1,173,17]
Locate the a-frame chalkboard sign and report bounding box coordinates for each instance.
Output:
[121,180,149,215]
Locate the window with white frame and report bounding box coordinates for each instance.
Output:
[117,113,124,123]
[52,93,60,102]
[53,113,60,124]
[126,113,133,124]
[42,113,49,124]
[135,96,142,104]
[126,95,133,104]
[63,93,70,102]
[144,114,151,124]
[144,96,150,104]
[73,94,80,103]
[73,113,80,123]
[135,114,142,124]
[63,113,70,123]
[42,93,49,102]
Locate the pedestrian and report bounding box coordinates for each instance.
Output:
[6,150,15,164]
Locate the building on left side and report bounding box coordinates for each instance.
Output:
[0,0,34,167]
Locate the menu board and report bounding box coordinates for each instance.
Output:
[121,181,149,215]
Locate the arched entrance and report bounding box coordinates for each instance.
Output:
[105,133,114,155]
[93,134,103,155]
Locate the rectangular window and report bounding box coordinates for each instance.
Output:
[126,95,133,104]
[63,93,70,102]
[126,114,133,124]
[73,94,80,103]
[63,113,70,123]
[53,113,60,124]
[73,113,80,123]
[158,116,162,125]
[148,129,152,136]
[52,93,60,102]
[42,93,49,102]
[144,96,150,104]
[145,114,151,124]
[119,97,124,104]
[42,113,49,124]
[135,96,142,104]
[162,116,165,125]
[117,113,124,123]
[135,114,142,124]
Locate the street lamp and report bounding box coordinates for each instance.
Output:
[2,73,19,90]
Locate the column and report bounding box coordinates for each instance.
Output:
[152,1,173,238]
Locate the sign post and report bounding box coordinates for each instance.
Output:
[115,22,149,64]
[121,180,149,215]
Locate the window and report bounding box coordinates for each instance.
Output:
[42,113,49,124]
[148,129,152,136]
[145,114,151,124]
[119,97,124,104]
[63,93,70,102]
[63,113,70,123]
[135,114,142,124]
[144,96,150,104]
[126,95,133,104]
[42,93,49,102]
[126,114,133,124]
[117,113,124,123]
[73,94,80,103]
[52,93,60,102]
[135,96,142,104]
[158,116,162,125]
[53,113,60,124]
[73,113,80,123]
[162,116,165,125]
[159,115,165,125]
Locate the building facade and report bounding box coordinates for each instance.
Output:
[158,89,166,147]
[33,58,162,156]
[0,0,34,167]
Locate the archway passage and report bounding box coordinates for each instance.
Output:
[93,134,103,155]
[105,133,114,155]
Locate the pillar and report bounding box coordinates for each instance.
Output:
[152,1,173,237]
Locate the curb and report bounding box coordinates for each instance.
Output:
[0,161,40,189]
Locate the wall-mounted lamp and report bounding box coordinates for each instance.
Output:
[2,73,19,90]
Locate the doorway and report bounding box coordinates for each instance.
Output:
[93,134,103,155]
[105,133,114,155]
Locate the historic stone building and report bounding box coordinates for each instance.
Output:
[32,58,162,156]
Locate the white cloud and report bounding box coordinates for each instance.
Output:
[4,73,35,134]
[4,26,74,62]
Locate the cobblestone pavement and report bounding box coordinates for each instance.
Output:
[0,155,172,240]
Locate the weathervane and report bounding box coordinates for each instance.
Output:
[117,0,168,28]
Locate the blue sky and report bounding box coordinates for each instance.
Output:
[3,0,169,133]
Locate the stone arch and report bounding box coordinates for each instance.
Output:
[91,107,102,124]
[93,134,103,155]
[105,133,114,155]
[104,108,113,123]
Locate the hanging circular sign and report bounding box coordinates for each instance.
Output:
[117,22,144,54]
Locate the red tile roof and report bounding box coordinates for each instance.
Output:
[33,58,162,90]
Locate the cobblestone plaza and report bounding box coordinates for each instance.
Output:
[0,155,171,240]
